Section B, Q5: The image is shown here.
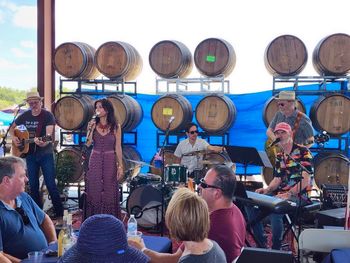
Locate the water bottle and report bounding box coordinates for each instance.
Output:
[127,214,137,236]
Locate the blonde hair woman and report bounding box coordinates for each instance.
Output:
[166,188,226,263]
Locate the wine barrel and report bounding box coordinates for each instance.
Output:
[151,94,193,132]
[56,147,84,183]
[54,95,95,130]
[149,40,193,78]
[107,94,143,132]
[262,96,306,127]
[122,146,142,181]
[309,94,350,136]
[195,94,236,134]
[194,38,236,77]
[53,42,100,79]
[95,41,143,81]
[313,152,349,188]
[264,35,308,76]
[312,33,350,76]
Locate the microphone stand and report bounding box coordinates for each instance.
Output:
[158,119,173,236]
[0,106,23,156]
[279,143,312,257]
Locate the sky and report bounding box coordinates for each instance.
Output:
[1,0,350,94]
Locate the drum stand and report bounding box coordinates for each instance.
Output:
[158,119,174,236]
[279,148,313,261]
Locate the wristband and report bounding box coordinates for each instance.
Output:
[141,247,148,253]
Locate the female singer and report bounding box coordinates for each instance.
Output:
[84,98,124,220]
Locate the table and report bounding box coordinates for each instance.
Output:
[21,235,172,262]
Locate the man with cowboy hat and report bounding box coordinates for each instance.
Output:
[266,90,314,147]
[9,91,63,218]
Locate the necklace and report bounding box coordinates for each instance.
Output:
[98,123,109,133]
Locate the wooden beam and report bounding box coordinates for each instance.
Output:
[37,0,55,111]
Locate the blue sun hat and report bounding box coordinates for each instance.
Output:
[58,214,149,263]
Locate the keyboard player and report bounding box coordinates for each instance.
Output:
[247,122,313,250]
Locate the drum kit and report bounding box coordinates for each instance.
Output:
[124,149,235,229]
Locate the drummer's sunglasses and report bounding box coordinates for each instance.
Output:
[189,130,199,134]
[15,206,30,225]
[199,178,222,190]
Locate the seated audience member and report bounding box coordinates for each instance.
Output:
[167,187,226,262]
[0,156,57,262]
[130,165,246,263]
[58,214,149,263]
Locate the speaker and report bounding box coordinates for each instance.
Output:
[236,247,293,263]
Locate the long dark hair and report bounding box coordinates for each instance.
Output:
[94,98,118,131]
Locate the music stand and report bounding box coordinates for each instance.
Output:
[225,145,272,179]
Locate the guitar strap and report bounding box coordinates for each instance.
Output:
[35,111,45,137]
[292,111,302,141]
[33,111,45,153]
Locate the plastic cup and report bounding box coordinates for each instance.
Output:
[27,251,44,263]
[127,231,143,245]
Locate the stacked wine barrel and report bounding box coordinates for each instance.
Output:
[53,41,144,183]
[262,33,350,187]
[149,38,237,135]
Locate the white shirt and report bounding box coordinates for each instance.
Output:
[174,138,209,173]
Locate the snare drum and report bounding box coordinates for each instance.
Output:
[165,164,187,183]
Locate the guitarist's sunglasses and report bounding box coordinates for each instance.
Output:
[28,101,40,106]
[15,207,30,225]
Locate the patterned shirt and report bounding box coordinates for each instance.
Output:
[274,143,313,200]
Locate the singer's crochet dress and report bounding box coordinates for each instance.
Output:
[84,129,120,220]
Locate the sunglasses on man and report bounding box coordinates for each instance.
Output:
[189,130,199,134]
[15,206,30,225]
[199,178,222,190]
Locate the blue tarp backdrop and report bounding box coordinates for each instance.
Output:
[0,111,14,126]
[125,82,349,175]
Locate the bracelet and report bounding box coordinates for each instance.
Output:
[141,247,148,253]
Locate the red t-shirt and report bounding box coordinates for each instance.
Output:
[209,204,246,263]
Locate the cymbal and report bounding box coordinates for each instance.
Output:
[182,150,208,157]
[200,160,223,165]
[125,159,155,168]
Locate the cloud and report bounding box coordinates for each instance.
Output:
[0,0,18,12]
[11,47,34,58]
[0,10,4,24]
[0,58,30,69]
[13,5,36,29]
[20,40,36,49]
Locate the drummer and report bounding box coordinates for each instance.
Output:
[174,122,224,181]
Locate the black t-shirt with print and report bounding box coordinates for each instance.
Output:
[15,109,55,155]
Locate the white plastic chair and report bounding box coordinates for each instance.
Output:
[299,228,350,263]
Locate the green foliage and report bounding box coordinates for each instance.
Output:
[0,85,71,109]
[55,151,78,192]
[0,87,27,109]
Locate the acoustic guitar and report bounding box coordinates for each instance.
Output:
[12,129,52,158]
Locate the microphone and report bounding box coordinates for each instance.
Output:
[267,138,281,149]
[169,116,175,123]
[17,102,26,108]
[91,112,100,120]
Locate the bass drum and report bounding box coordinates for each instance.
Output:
[126,184,172,229]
